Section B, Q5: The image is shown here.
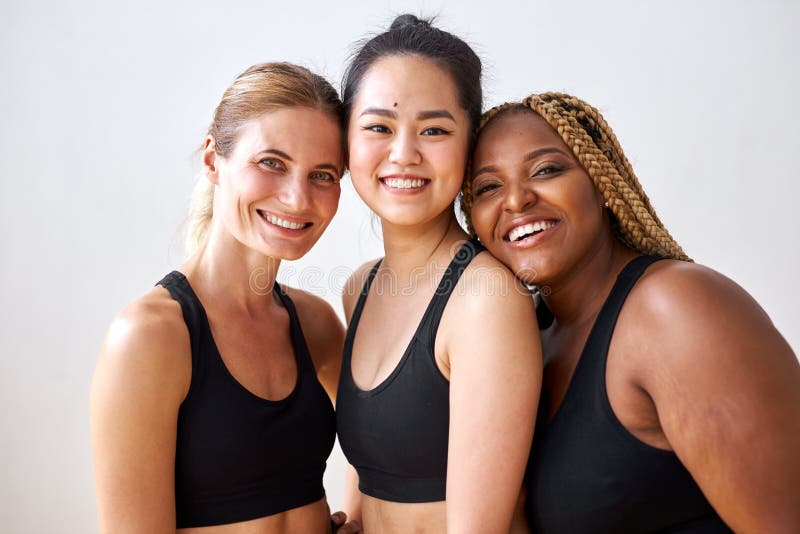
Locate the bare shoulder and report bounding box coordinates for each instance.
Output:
[341,259,381,322]
[452,250,537,318]
[442,250,539,369]
[96,286,191,401]
[630,259,770,319]
[627,259,782,340]
[619,258,794,376]
[282,285,344,343]
[281,286,345,388]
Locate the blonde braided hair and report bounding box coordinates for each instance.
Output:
[460,92,690,261]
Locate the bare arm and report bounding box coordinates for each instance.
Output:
[444,258,542,533]
[90,289,190,534]
[630,262,800,533]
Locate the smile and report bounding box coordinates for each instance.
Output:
[505,220,558,242]
[380,176,430,190]
[257,210,312,231]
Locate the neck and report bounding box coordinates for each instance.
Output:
[181,221,281,316]
[542,234,639,328]
[379,210,468,281]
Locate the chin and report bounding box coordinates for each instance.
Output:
[498,253,550,287]
[259,242,314,262]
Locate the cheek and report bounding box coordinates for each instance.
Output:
[430,142,467,177]
[469,200,497,242]
[318,187,341,220]
[347,136,381,174]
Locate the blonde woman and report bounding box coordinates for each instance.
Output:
[462,93,800,533]
[91,63,355,533]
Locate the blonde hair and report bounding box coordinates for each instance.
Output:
[185,62,343,254]
[460,92,690,261]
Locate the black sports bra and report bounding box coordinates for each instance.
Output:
[526,256,732,532]
[158,271,336,528]
[335,239,484,503]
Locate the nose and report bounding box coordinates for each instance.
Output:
[388,130,421,167]
[502,179,537,213]
[277,171,312,212]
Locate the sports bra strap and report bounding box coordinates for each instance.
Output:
[419,238,485,346]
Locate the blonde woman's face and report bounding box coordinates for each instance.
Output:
[346,55,470,227]
[210,107,343,261]
[469,112,606,286]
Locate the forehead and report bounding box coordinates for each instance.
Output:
[233,107,342,160]
[353,54,461,113]
[474,111,566,163]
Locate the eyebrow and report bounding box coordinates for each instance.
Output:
[258,149,341,176]
[473,147,565,178]
[359,107,455,121]
[259,148,293,161]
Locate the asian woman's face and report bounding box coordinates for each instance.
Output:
[346,55,470,228]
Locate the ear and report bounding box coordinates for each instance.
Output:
[202,135,220,185]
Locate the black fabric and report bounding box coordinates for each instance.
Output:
[157,271,336,528]
[526,255,732,533]
[336,239,485,503]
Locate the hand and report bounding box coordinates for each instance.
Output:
[331,511,362,533]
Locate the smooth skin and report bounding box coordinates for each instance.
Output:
[91,107,356,534]
[469,110,800,533]
[341,55,541,534]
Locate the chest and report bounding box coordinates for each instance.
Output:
[351,288,447,391]
[206,306,298,401]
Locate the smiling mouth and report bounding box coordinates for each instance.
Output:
[257,210,312,231]
[380,177,431,190]
[505,220,558,242]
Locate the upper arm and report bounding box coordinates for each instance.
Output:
[90,291,190,534]
[285,287,345,403]
[631,263,800,532]
[443,257,543,533]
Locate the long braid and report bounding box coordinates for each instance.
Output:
[460,92,690,262]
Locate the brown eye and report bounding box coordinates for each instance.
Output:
[363,124,391,134]
[533,165,561,178]
[421,126,450,136]
[473,182,500,197]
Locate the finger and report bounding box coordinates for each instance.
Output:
[340,520,363,533]
[330,511,346,526]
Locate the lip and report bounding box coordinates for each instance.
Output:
[379,173,431,194]
[500,216,560,248]
[256,209,313,235]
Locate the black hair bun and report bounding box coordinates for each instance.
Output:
[390,14,431,31]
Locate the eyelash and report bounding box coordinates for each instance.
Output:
[360,125,452,136]
[259,157,285,171]
[534,164,561,176]
[473,182,499,197]
[260,158,338,183]
[472,165,563,197]
[311,171,338,184]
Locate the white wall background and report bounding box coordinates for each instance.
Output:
[2,0,797,531]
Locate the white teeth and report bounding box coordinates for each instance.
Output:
[266,214,306,230]
[383,177,426,189]
[507,220,556,242]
